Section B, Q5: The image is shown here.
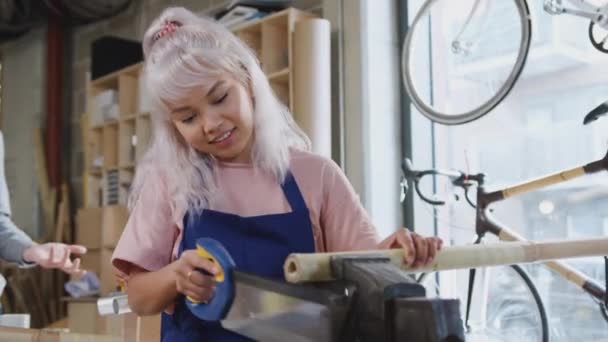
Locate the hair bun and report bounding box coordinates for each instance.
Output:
[142,7,200,58]
[153,21,182,42]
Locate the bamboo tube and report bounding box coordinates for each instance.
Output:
[502,166,585,198]
[283,237,608,283]
[499,230,592,291]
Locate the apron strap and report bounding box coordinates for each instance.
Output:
[281,171,308,212]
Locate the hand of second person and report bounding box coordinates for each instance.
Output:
[173,250,219,303]
[22,243,87,276]
[378,228,443,267]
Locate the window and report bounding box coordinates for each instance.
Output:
[0,56,3,128]
[405,0,608,340]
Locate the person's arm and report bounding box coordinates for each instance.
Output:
[319,158,382,251]
[0,131,35,266]
[319,158,441,266]
[0,131,87,272]
[0,213,35,266]
[126,264,180,315]
[0,131,12,218]
[112,169,217,315]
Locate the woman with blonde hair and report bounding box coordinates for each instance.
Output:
[112,7,442,340]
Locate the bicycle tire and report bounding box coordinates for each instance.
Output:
[401,0,532,125]
[418,264,548,341]
[509,264,549,342]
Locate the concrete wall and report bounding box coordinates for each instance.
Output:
[0,27,46,237]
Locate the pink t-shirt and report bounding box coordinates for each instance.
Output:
[112,149,381,278]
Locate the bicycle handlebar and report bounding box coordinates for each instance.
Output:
[401,158,485,207]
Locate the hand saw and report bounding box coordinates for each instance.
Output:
[185,238,351,341]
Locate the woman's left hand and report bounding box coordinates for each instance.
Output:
[22,243,87,276]
[378,228,443,267]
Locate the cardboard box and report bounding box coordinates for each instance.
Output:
[65,297,122,337]
[64,297,159,341]
[39,330,121,342]
[0,326,38,342]
[66,298,98,334]
[72,249,117,294]
[0,325,121,341]
[122,314,160,342]
[102,206,128,249]
[78,249,102,277]
[76,208,103,249]
[99,249,119,295]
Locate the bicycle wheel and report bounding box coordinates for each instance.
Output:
[418,264,548,341]
[401,0,532,125]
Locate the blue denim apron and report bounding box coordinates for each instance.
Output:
[161,172,316,341]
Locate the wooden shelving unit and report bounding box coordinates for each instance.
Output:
[234,8,316,110]
[83,62,150,208]
[78,63,151,300]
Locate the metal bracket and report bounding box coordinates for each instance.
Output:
[331,255,464,342]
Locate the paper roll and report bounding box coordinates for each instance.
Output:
[293,18,332,158]
[283,237,608,283]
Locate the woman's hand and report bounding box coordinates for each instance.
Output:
[22,243,87,276]
[378,228,443,267]
[173,250,219,303]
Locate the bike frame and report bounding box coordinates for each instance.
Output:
[475,148,608,301]
[544,0,608,29]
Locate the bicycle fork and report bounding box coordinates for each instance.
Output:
[464,235,486,333]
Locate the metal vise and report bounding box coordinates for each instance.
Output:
[330,255,464,341]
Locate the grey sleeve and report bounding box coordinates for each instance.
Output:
[0,214,35,266]
[0,131,35,266]
[0,132,11,216]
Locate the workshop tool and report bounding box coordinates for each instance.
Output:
[185,238,353,341]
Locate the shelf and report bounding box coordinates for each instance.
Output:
[102,125,119,169]
[119,119,136,167]
[119,74,138,116]
[235,25,262,61]
[119,169,134,205]
[84,173,103,208]
[91,63,141,88]
[121,114,137,122]
[270,81,289,107]
[262,16,289,74]
[90,123,105,130]
[268,68,289,82]
[120,163,135,170]
[88,168,103,177]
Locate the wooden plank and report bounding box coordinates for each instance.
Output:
[33,128,56,239]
